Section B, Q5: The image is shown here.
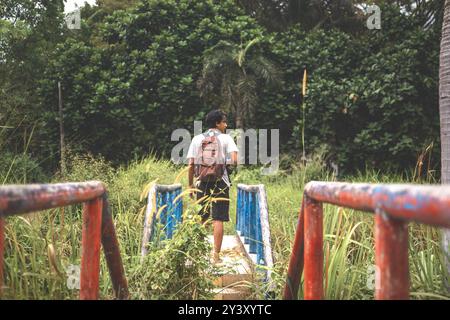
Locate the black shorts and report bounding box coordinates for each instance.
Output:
[196,179,230,222]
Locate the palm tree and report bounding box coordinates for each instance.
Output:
[197,38,280,129]
[439,0,450,290]
[236,0,360,32]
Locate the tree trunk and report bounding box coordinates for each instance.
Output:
[439,0,450,290]
[235,107,244,129]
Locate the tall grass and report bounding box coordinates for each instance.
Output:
[1,153,448,299]
[230,164,449,300]
[0,121,46,185]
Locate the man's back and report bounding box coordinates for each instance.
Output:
[187,129,238,186]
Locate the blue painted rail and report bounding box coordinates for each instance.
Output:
[236,184,274,283]
[141,184,183,257]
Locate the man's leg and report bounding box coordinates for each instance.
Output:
[213,220,224,261]
[211,180,229,263]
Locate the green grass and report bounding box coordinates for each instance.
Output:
[1,154,449,299]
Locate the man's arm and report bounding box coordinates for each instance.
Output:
[226,133,239,169]
[186,137,197,199]
[229,151,237,165]
[226,151,238,176]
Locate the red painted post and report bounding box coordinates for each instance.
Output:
[0,217,4,297]
[283,198,305,299]
[101,193,129,299]
[303,196,324,300]
[80,197,103,300]
[0,182,105,217]
[375,209,409,300]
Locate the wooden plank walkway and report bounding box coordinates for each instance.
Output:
[208,235,254,300]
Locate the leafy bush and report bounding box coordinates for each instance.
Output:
[37,0,263,168]
[129,212,214,300]
[0,152,47,184]
[263,4,441,173]
[63,150,116,185]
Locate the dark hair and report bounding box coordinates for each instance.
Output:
[205,109,227,128]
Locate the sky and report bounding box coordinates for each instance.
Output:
[64,0,97,13]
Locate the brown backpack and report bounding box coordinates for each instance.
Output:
[194,131,225,182]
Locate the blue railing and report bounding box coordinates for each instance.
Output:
[236,184,274,280]
[141,184,183,257]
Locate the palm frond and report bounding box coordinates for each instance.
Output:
[198,38,280,127]
[248,55,281,86]
[237,37,261,68]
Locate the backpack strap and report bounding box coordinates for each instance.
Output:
[203,129,221,138]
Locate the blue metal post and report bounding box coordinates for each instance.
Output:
[255,193,264,265]
[147,186,183,246]
[242,190,246,239]
[236,189,241,234]
[244,191,250,244]
[164,191,171,239]
[154,192,164,241]
[174,188,182,224]
[249,192,257,253]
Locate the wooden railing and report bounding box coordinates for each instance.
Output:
[283,181,450,300]
[0,181,128,300]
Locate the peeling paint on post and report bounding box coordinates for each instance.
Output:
[375,209,409,300]
[304,196,323,300]
[80,197,103,300]
[304,181,450,228]
[101,193,129,299]
[0,182,128,300]
[236,184,275,294]
[285,181,450,300]
[0,182,105,217]
[283,198,305,300]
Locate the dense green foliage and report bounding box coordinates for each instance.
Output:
[0,0,444,175]
[265,5,441,171]
[36,0,264,167]
[198,37,281,128]
[0,0,65,168]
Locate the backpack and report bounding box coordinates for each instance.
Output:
[194,131,225,182]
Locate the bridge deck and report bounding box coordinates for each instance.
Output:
[208,235,254,300]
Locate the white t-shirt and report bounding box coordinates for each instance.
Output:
[187,129,239,186]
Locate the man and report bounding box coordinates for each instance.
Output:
[186,110,238,263]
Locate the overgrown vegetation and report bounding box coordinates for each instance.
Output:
[129,213,215,300]
[1,154,448,299]
[1,0,448,300]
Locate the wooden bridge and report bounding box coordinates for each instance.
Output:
[0,180,450,299]
[140,183,274,300]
